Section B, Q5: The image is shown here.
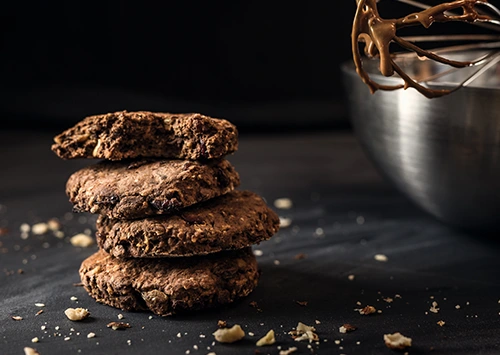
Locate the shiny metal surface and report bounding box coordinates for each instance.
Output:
[342,51,500,230]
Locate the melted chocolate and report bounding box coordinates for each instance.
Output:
[352,0,496,98]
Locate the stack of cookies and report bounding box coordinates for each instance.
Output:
[52,111,279,316]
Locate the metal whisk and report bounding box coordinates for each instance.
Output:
[352,0,500,98]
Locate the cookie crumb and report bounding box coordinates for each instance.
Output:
[31,337,39,343]
[70,234,94,248]
[294,253,307,260]
[107,322,131,330]
[177,332,182,338]
[217,320,227,328]
[430,301,440,314]
[65,308,90,321]
[70,296,78,301]
[348,274,355,281]
[117,314,124,320]
[315,320,321,325]
[47,218,61,231]
[274,198,293,209]
[32,223,49,235]
[24,347,40,355]
[296,301,308,307]
[455,305,461,309]
[20,223,31,233]
[64,337,71,341]
[11,316,23,321]
[339,324,356,333]
[289,322,318,343]
[384,332,412,350]
[253,249,264,257]
[87,332,96,338]
[437,320,445,327]
[213,324,245,343]
[359,305,377,315]
[383,297,394,303]
[374,254,388,262]
[256,330,276,346]
[35,303,45,307]
[279,217,292,228]
[279,347,298,355]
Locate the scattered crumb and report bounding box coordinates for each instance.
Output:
[87,332,96,338]
[356,216,365,225]
[64,337,71,341]
[248,332,255,336]
[314,227,324,237]
[339,324,356,333]
[374,254,388,262]
[70,234,94,247]
[383,297,394,303]
[289,322,319,343]
[358,305,377,315]
[40,326,46,331]
[279,217,292,228]
[107,322,131,330]
[35,309,44,316]
[177,332,182,338]
[334,340,341,345]
[296,301,308,307]
[455,305,461,309]
[315,320,321,325]
[70,296,78,301]
[47,218,61,231]
[348,274,355,281]
[65,308,90,321]
[429,301,440,314]
[24,347,40,355]
[274,198,293,209]
[117,314,124,320]
[127,340,132,345]
[273,260,280,265]
[31,337,39,343]
[11,316,23,321]
[20,223,30,233]
[253,249,263,257]
[217,320,227,328]
[54,230,65,239]
[249,301,263,312]
[384,332,412,350]
[213,324,245,343]
[294,253,307,260]
[32,223,49,235]
[437,320,446,327]
[256,330,276,346]
[35,303,45,307]
[279,347,298,355]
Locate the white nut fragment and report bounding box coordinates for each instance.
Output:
[24,347,40,355]
[274,198,293,209]
[279,347,298,355]
[32,223,49,235]
[70,234,94,248]
[213,324,245,343]
[384,332,412,350]
[64,308,90,321]
[256,329,275,346]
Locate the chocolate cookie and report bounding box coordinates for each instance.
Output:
[66,159,240,219]
[96,190,280,258]
[52,111,238,161]
[79,248,258,316]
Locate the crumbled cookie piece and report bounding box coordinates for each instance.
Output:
[384,332,412,350]
[339,324,356,333]
[437,320,446,327]
[256,330,275,346]
[70,234,94,248]
[359,305,377,315]
[107,322,131,330]
[217,320,227,328]
[64,308,90,321]
[24,347,40,355]
[213,324,245,343]
[11,316,23,321]
[430,301,440,314]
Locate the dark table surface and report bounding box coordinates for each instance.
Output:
[1,128,500,355]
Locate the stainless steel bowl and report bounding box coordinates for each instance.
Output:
[342,50,500,231]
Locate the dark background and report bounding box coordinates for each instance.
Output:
[0,1,489,132]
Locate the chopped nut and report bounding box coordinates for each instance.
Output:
[213,324,245,343]
[64,308,90,321]
[11,315,23,321]
[256,329,275,346]
[32,223,49,235]
[217,320,227,328]
[107,321,131,330]
[295,301,308,307]
[359,305,377,315]
[384,332,412,350]
[24,347,40,355]
[279,347,298,355]
[339,324,356,333]
[437,320,446,327]
[31,337,39,343]
[274,198,293,209]
[374,254,388,262]
[70,234,94,247]
[430,301,440,314]
[289,322,319,343]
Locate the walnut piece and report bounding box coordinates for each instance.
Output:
[256,330,275,346]
[384,332,412,350]
[213,324,245,343]
[64,308,90,321]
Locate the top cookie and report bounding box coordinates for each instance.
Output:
[52,111,238,161]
